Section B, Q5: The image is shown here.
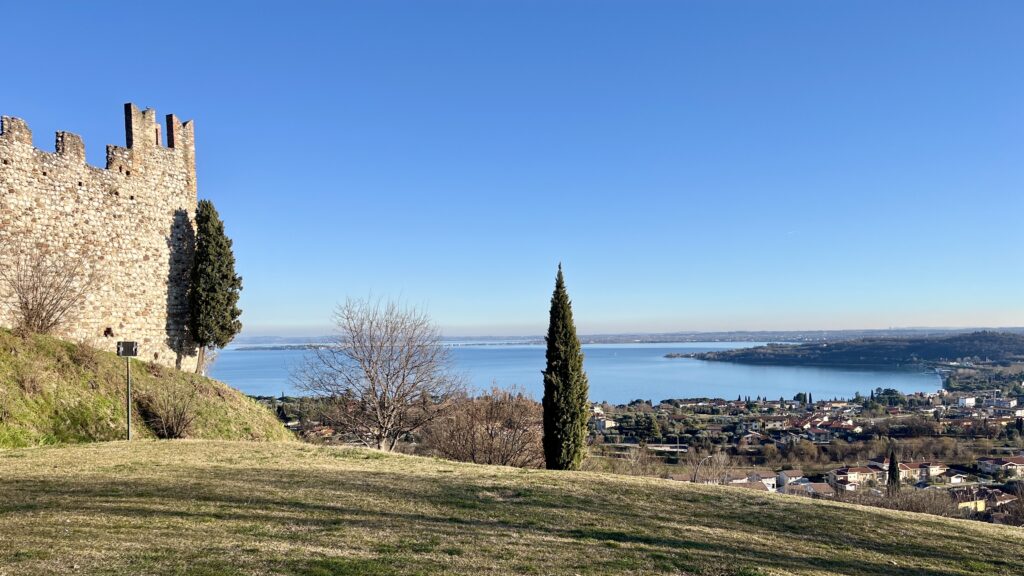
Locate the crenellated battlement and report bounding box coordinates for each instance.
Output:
[1,104,196,181]
[122,103,195,154]
[0,104,200,371]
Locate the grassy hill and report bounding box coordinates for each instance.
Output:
[1,441,1021,575]
[0,329,292,447]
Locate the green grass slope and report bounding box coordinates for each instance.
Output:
[0,329,293,447]
[1,441,1021,576]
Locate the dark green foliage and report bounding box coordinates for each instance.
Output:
[887,446,900,496]
[695,331,1024,366]
[542,264,589,470]
[614,413,662,443]
[188,200,243,370]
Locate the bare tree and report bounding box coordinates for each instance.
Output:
[995,482,1024,526]
[0,253,97,335]
[622,442,661,477]
[835,489,962,518]
[138,381,200,439]
[686,450,734,484]
[421,385,544,468]
[294,298,464,451]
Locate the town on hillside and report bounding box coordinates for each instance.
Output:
[587,386,1024,524]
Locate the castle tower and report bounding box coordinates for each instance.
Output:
[0,104,200,370]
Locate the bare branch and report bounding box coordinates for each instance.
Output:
[293,298,465,451]
[0,251,99,335]
[421,385,544,468]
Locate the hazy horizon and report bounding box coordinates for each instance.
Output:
[239,322,1024,340]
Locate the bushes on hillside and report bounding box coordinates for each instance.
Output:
[137,381,200,439]
[420,387,544,468]
[835,489,964,518]
[69,340,101,373]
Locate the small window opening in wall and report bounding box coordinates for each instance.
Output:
[125,170,131,177]
[129,195,135,200]
[78,181,83,187]
[2,159,8,165]
[153,353,159,361]
[103,327,114,337]
[42,170,47,176]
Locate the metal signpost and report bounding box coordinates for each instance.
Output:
[117,341,138,441]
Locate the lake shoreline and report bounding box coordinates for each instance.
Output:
[210,342,941,403]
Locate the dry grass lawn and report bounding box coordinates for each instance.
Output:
[0,440,1021,575]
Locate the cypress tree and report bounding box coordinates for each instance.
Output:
[887,446,901,496]
[542,264,590,470]
[188,200,243,373]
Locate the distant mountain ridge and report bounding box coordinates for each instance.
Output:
[674,331,1024,367]
[233,327,1024,348]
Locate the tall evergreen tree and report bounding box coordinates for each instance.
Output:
[188,200,243,373]
[887,446,901,496]
[542,264,590,470]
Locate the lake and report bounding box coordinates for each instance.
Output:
[208,342,942,404]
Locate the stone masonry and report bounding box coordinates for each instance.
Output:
[0,104,199,370]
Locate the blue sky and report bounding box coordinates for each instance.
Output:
[2,1,1021,336]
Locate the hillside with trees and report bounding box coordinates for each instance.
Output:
[677,331,1024,367]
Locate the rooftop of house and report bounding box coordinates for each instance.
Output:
[733,481,770,492]
[978,456,1024,466]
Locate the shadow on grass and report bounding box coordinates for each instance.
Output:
[0,460,1020,576]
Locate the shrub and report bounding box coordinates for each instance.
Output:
[14,361,44,395]
[0,253,97,335]
[835,488,964,517]
[420,386,544,468]
[70,340,101,372]
[145,360,165,378]
[138,382,199,439]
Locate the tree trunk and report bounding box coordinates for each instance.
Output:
[195,346,206,375]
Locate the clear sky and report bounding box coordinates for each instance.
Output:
[2,1,1021,336]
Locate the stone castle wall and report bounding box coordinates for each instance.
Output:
[0,104,199,370]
